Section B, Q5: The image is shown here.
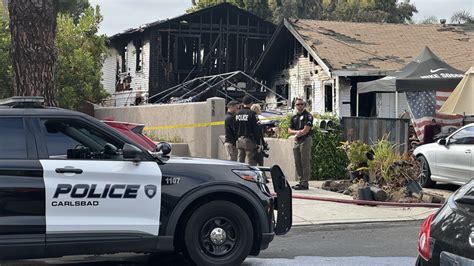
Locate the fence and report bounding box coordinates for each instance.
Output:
[341,117,411,153]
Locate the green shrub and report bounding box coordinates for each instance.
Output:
[368,138,402,183]
[276,114,292,139]
[311,114,348,180]
[340,140,370,171]
[145,132,184,143]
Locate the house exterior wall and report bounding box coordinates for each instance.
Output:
[101,48,118,97]
[338,77,352,117]
[265,52,332,113]
[376,92,409,118]
[101,39,151,107]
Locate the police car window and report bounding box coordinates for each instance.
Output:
[0,118,28,159]
[41,119,124,160]
[450,127,474,145]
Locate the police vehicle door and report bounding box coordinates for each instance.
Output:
[35,118,162,243]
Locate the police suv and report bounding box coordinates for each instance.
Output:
[0,97,292,265]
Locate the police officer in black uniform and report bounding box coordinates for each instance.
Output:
[224,101,239,161]
[235,96,259,166]
[288,97,314,190]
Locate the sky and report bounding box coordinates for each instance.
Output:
[90,0,474,36]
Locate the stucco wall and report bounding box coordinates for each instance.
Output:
[95,98,225,158]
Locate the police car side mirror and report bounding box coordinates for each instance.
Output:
[155,142,172,155]
[123,143,143,161]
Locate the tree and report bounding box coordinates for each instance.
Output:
[55,0,90,24]
[8,0,57,105]
[191,0,417,24]
[419,15,438,24]
[451,10,473,24]
[0,1,12,99]
[321,0,417,23]
[55,6,108,109]
[189,0,272,21]
[269,0,324,22]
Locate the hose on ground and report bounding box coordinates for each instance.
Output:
[273,193,443,208]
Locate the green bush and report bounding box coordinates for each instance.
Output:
[276,114,292,139]
[277,113,349,180]
[368,138,402,183]
[340,140,370,171]
[311,114,348,180]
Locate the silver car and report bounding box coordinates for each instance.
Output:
[414,123,474,187]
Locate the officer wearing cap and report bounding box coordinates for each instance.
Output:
[224,100,239,161]
[235,96,259,166]
[288,97,313,190]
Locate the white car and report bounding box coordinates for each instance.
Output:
[414,123,474,187]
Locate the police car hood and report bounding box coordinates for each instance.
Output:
[165,156,249,167]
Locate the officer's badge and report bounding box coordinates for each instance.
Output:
[144,185,157,199]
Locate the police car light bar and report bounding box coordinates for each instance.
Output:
[0,96,45,106]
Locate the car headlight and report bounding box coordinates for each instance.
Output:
[233,169,265,184]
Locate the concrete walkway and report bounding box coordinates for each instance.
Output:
[279,181,445,226]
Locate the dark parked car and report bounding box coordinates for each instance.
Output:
[417,178,474,265]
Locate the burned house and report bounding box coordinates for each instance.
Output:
[253,19,474,117]
[101,3,275,106]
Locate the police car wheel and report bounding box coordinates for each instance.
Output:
[184,200,253,266]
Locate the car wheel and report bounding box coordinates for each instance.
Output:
[184,201,253,266]
[417,156,436,188]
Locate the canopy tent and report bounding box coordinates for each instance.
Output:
[357,47,464,142]
[356,51,419,116]
[395,47,464,92]
[394,47,464,143]
[439,67,474,116]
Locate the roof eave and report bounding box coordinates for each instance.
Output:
[284,19,332,77]
[333,69,393,77]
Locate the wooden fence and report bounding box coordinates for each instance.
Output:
[341,117,411,153]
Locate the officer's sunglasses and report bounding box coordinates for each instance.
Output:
[295,103,304,106]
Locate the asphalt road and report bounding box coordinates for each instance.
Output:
[257,220,423,258]
[5,220,424,265]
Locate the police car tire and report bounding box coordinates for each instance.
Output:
[184,200,253,266]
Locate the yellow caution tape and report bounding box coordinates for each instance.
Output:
[143,116,288,131]
[144,121,225,131]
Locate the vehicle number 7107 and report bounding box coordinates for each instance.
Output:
[164,177,181,185]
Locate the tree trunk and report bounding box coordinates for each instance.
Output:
[9,0,57,106]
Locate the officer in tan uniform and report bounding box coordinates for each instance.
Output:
[288,98,313,190]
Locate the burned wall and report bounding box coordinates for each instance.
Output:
[147,5,275,101]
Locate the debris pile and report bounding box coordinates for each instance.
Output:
[324,138,446,204]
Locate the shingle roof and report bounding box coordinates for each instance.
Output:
[288,19,474,72]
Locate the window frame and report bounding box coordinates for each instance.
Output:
[33,116,136,161]
[449,126,474,145]
[0,116,37,160]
